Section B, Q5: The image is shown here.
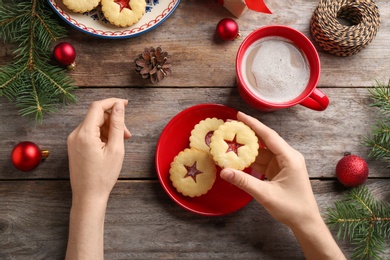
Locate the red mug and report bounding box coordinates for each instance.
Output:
[236,25,329,111]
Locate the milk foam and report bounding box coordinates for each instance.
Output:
[243,37,310,103]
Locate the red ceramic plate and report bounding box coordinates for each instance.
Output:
[156,103,260,216]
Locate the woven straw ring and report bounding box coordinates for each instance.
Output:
[310,0,380,57]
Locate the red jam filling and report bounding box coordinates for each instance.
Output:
[205,131,214,147]
[225,134,244,155]
[184,162,203,183]
[114,0,132,12]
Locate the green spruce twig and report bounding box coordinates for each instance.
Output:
[0,0,77,121]
[363,80,390,167]
[327,186,390,260]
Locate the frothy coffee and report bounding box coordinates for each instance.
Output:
[242,37,310,103]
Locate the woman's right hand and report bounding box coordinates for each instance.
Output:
[221,111,320,228]
[220,112,345,260]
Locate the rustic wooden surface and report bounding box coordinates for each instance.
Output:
[1,0,389,259]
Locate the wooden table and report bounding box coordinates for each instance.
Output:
[1,0,389,259]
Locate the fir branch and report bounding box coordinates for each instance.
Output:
[369,80,390,113]
[363,80,390,167]
[327,186,390,260]
[0,66,27,96]
[0,0,76,121]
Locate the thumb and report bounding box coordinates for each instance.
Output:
[220,168,269,202]
[107,102,126,150]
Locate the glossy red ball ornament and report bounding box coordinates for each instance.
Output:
[336,153,369,187]
[11,141,49,172]
[216,18,240,41]
[53,42,76,69]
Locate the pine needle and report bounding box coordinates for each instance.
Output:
[0,0,77,121]
[363,80,390,167]
[326,186,390,260]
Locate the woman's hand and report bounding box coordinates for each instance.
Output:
[221,112,318,227]
[67,98,131,203]
[220,112,345,260]
[66,98,131,260]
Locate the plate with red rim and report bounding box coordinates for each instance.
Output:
[47,0,180,39]
[155,103,264,216]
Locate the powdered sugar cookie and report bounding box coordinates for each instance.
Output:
[101,0,146,27]
[170,148,217,198]
[210,121,259,170]
[62,0,101,13]
[189,118,224,153]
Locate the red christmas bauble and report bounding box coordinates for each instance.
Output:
[11,141,49,172]
[53,42,76,69]
[216,18,240,41]
[336,153,369,187]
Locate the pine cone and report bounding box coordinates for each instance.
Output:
[134,47,172,84]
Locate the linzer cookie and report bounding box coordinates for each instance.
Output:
[189,118,224,153]
[210,120,258,170]
[169,148,217,198]
[101,0,146,27]
[62,0,101,13]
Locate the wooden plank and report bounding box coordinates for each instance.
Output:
[0,87,388,179]
[0,179,388,259]
[0,1,388,260]
[0,0,388,88]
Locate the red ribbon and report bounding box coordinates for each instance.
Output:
[245,0,272,14]
[218,0,272,14]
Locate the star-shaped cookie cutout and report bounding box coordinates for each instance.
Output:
[114,0,131,12]
[184,162,203,183]
[225,134,244,155]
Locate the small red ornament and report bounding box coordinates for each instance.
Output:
[216,18,240,41]
[53,42,76,69]
[336,153,369,187]
[11,141,49,172]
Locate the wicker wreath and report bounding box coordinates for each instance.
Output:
[310,0,380,57]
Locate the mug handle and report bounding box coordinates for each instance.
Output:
[299,88,329,111]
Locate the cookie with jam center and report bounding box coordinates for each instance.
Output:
[101,0,146,27]
[210,120,259,170]
[169,148,217,198]
[189,118,224,153]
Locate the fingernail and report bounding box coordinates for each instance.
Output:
[221,169,234,181]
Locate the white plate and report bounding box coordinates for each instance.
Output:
[47,0,180,39]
